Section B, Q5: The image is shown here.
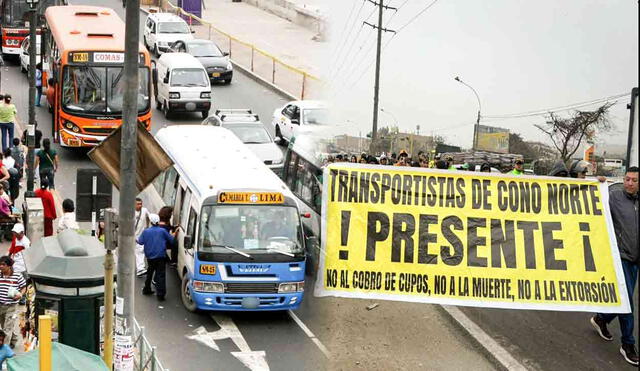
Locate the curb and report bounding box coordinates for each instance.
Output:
[437,305,529,371]
[139,6,298,101]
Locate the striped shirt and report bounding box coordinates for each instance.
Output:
[0,271,26,305]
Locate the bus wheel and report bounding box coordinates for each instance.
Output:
[181,275,198,312]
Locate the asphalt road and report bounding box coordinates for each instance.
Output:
[5,2,322,370]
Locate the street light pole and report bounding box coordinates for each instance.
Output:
[380,108,398,128]
[454,76,482,151]
[26,0,39,196]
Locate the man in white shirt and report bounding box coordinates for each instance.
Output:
[57,199,79,233]
[134,197,150,276]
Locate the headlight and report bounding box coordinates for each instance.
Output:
[200,91,211,99]
[226,61,233,70]
[64,121,81,133]
[192,280,224,293]
[169,92,180,99]
[278,281,304,293]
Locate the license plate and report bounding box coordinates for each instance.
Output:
[211,72,220,77]
[200,264,216,275]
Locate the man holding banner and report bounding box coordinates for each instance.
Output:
[591,167,639,366]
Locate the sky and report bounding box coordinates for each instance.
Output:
[320,0,638,153]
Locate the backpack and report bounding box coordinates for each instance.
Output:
[10,145,25,170]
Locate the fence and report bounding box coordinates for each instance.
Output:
[133,318,169,371]
[153,0,322,100]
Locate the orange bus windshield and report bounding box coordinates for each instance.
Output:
[61,64,150,115]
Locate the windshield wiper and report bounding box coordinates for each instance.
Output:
[266,247,294,257]
[212,244,253,259]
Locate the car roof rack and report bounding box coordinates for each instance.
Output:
[215,109,253,116]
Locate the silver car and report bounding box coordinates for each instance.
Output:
[202,109,284,173]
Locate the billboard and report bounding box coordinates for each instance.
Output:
[476,125,509,153]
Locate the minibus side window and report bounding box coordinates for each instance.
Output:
[152,169,166,196]
[186,207,198,248]
[285,152,299,190]
[162,167,179,206]
[179,189,191,228]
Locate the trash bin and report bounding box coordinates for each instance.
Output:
[23,229,114,355]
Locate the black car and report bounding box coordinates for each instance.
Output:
[168,39,233,84]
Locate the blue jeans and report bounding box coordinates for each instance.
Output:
[39,167,55,189]
[0,122,14,152]
[598,259,638,345]
[36,86,42,106]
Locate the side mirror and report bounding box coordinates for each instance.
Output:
[163,75,169,84]
[184,235,193,249]
[300,212,311,219]
[273,137,281,144]
[291,119,300,125]
[191,30,196,34]
[222,52,229,57]
[152,68,158,83]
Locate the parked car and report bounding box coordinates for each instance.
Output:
[202,109,284,172]
[143,12,194,56]
[168,39,233,84]
[20,35,41,73]
[272,100,328,144]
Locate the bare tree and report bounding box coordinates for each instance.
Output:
[535,103,614,162]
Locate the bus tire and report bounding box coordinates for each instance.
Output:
[181,274,198,312]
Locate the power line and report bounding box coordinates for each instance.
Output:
[330,1,408,90]
[394,0,441,34]
[329,1,367,70]
[483,93,630,119]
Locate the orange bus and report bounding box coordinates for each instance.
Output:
[43,6,151,147]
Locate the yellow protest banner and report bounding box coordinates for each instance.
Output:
[314,163,630,313]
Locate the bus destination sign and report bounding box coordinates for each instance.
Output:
[218,192,284,204]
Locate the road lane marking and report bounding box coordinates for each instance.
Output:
[288,310,330,358]
[186,315,269,371]
[441,306,527,371]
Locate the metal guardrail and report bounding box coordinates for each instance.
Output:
[154,0,321,100]
[133,318,169,371]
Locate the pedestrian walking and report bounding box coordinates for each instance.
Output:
[35,63,42,107]
[35,138,58,189]
[9,138,25,180]
[57,199,79,233]
[35,179,57,237]
[0,256,26,349]
[134,197,150,276]
[0,95,16,152]
[137,214,177,301]
[590,166,639,366]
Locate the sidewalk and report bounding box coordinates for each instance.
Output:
[148,0,326,98]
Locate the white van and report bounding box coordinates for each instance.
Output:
[153,53,212,119]
[143,12,194,56]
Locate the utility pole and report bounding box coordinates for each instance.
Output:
[103,209,117,369]
[26,0,39,196]
[364,0,395,150]
[116,0,140,357]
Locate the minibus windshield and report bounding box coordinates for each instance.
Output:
[198,205,304,256]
